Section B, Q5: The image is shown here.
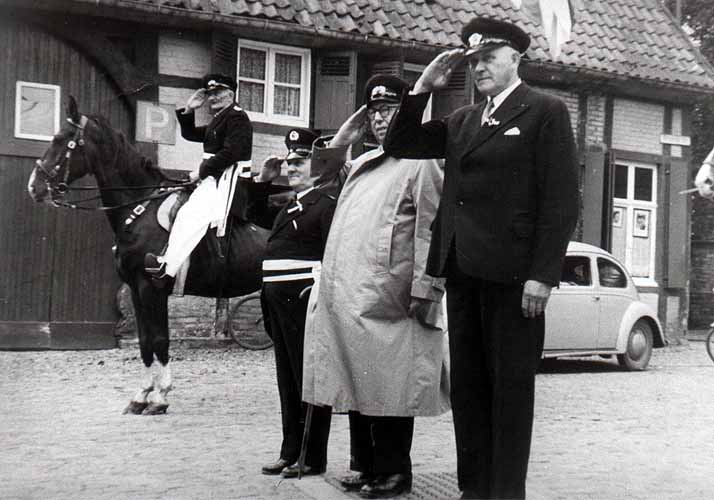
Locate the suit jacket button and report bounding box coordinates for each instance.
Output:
[458,200,464,206]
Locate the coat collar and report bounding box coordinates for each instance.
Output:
[460,83,531,161]
[269,188,323,236]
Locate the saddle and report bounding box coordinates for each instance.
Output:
[157,190,191,232]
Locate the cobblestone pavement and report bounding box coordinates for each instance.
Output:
[1,342,712,500]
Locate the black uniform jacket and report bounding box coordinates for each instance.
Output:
[175,105,252,180]
[255,184,339,262]
[384,83,579,286]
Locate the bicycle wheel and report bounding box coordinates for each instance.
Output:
[706,328,714,364]
[229,294,273,350]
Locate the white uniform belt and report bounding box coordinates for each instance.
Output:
[262,259,321,282]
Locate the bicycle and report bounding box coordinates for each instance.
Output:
[228,292,273,350]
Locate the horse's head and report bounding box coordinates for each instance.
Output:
[695,162,714,201]
[28,96,95,203]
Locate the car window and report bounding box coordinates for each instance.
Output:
[597,258,628,288]
[560,256,591,286]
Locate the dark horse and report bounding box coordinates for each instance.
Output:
[28,97,270,414]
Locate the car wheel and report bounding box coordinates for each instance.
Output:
[616,319,653,371]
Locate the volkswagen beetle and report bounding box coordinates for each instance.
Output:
[543,242,665,370]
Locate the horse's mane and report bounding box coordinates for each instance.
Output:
[87,114,175,182]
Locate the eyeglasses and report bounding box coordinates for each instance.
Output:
[367,105,398,119]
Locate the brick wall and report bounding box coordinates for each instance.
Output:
[585,94,606,146]
[532,85,579,138]
[612,98,665,154]
[690,195,714,328]
[158,32,211,78]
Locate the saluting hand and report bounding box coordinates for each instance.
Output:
[257,155,284,183]
[521,280,552,319]
[412,49,466,94]
[330,105,369,147]
[185,88,207,111]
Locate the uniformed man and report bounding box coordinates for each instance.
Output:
[384,17,579,500]
[145,73,253,283]
[257,128,336,479]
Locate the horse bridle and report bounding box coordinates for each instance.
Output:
[36,115,88,204]
[36,114,192,212]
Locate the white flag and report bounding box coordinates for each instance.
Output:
[511,0,572,59]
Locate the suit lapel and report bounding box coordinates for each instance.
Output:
[460,84,531,161]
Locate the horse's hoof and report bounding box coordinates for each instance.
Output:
[123,401,148,415]
[142,403,168,415]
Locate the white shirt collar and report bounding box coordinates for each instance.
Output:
[296,186,316,200]
[487,78,522,115]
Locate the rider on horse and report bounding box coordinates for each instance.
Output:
[145,73,253,285]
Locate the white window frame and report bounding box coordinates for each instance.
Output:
[612,160,658,286]
[237,40,311,127]
[15,81,61,141]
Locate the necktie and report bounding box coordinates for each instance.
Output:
[481,99,495,126]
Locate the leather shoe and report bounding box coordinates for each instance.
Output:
[359,473,412,498]
[339,472,375,491]
[281,463,325,478]
[261,458,291,475]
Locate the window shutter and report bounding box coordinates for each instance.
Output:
[666,158,690,288]
[212,31,237,79]
[581,144,607,247]
[314,51,357,131]
[372,60,403,76]
[431,69,471,118]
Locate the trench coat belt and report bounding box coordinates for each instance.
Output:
[202,153,252,177]
[262,259,321,282]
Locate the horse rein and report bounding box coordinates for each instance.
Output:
[38,114,192,212]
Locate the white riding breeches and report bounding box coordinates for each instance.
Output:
[161,165,239,277]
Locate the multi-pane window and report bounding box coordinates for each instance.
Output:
[15,81,61,141]
[611,161,658,283]
[237,40,310,126]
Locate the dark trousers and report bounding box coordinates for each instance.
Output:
[446,262,544,500]
[348,411,414,476]
[262,280,331,467]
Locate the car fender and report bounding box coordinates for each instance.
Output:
[615,301,665,351]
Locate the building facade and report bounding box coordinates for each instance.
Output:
[2,0,713,347]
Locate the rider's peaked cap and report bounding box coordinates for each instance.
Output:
[461,17,530,56]
[285,128,321,162]
[363,74,410,108]
[202,73,237,93]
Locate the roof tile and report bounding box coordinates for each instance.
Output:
[123,0,714,90]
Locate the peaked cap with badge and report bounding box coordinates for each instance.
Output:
[201,73,237,93]
[461,17,530,56]
[363,74,410,107]
[285,127,321,161]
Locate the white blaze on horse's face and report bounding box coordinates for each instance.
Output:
[695,163,714,200]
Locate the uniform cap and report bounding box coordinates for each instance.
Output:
[202,73,237,93]
[363,74,410,107]
[285,128,321,162]
[461,17,530,56]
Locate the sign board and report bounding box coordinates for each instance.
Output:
[135,101,176,144]
[660,134,691,147]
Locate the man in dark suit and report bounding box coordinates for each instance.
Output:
[256,128,336,479]
[145,73,253,282]
[384,17,579,500]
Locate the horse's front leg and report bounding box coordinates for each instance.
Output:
[123,277,172,415]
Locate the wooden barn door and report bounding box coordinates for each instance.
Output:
[0,18,131,349]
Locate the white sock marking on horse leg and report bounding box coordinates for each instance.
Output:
[132,364,155,403]
[148,362,172,406]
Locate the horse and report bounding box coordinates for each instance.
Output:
[28,96,271,415]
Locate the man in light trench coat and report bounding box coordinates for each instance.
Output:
[302,74,450,499]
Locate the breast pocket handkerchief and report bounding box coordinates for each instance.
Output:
[504,127,521,136]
